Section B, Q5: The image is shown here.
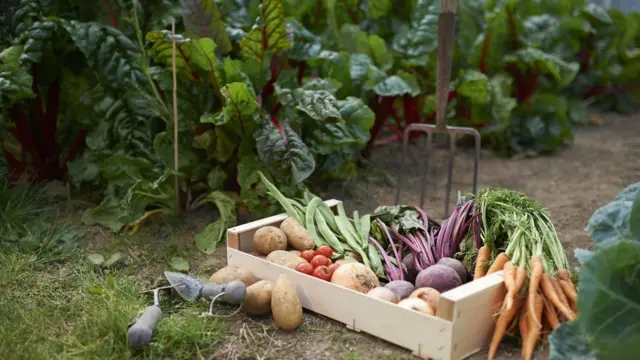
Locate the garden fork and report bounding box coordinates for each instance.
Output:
[395,0,481,218]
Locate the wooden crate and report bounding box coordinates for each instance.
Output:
[226,199,505,360]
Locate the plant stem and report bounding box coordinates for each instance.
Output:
[171,19,180,213]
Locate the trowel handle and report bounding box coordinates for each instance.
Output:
[201,283,225,299]
[127,305,162,349]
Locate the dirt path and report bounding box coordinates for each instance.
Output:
[214,113,640,360]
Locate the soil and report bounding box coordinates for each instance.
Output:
[208,112,640,360]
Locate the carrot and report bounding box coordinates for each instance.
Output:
[474,246,491,279]
[558,278,578,304]
[540,273,576,321]
[505,264,526,312]
[550,276,569,307]
[488,295,524,360]
[523,292,544,360]
[502,261,516,310]
[528,256,544,329]
[542,294,560,330]
[487,252,509,275]
[519,308,529,358]
[556,269,571,282]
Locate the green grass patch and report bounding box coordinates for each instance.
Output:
[0,252,228,359]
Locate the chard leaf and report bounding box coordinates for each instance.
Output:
[206,166,228,190]
[302,78,343,94]
[195,191,237,254]
[220,82,260,125]
[255,114,315,183]
[368,0,391,19]
[455,70,489,104]
[181,0,233,55]
[337,97,375,131]
[369,75,415,97]
[577,240,640,359]
[240,0,290,62]
[287,19,323,60]
[275,85,342,121]
[170,256,190,271]
[391,1,438,67]
[504,48,580,88]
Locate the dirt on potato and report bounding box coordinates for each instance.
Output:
[207,112,640,360]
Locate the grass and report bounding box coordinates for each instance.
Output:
[0,172,230,360]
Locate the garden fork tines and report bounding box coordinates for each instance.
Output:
[394,0,481,218]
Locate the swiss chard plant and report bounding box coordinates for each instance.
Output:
[548,182,640,360]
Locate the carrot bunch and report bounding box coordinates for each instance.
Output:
[475,248,579,360]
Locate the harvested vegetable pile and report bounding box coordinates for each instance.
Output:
[257,172,579,359]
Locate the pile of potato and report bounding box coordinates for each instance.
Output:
[209,265,303,331]
[250,220,317,269]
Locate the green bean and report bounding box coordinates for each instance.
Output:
[318,202,339,232]
[257,172,300,222]
[289,199,307,224]
[367,242,383,276]
[315,211,344,253]
[335,203,370,267]
[359,214,371,249]
[337,203,361,244]
[305,197,325,247]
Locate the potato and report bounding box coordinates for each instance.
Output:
[266,250,307,269]
[244,280,275,316]
[289,250,301,257]
[271,274,303,330]
[280,217,314,251]
[253,226,287,255]
[209,265,258,287]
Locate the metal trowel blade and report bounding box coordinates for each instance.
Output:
[163,271,204,302]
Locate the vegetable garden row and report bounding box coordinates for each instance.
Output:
[2,0,640,255]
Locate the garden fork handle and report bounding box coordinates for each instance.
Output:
[435,0,458,132]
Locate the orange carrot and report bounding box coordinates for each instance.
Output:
[556,269,571,282]
[523,292,544,360]
[474,246,491,279]
[550,276,569,307]
[519,308,529,358]
[542,295,560,330]
[487,252,509,274]
[528,256,544,329]
[505,263,526,311]
[540,273,576,321]
[488,295,524,360]
[502,261,516,310]
[558,278,578,304]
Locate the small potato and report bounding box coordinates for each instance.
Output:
[250,251,266,259]
[289,250,301,257]
[253,226,287,255]
[244,280,275,316]
[280,217,314,251]
[271,274,303,330]
[266,250,308,270]
[209,265,258,287]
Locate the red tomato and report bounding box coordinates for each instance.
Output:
[312,266,332,281]
[327,263,340,275]
[296,262,313,275]
[300,250,316,263]
[315,245,333,259]
[310,254,331,268]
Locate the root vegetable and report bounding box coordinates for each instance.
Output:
[437,257,468,283]
[409,287,441,313]
[542,295,560,330]
[253,226,287,255]
[504,263,526,312]
[244,280,275,316]
[289,250,301,257]
[488,295,524,360]
[367,287,399,303]
[271,274,303,330]
[528,256,544,329]
[384,280,415,300]
[209,265,258,287]
[415,264,462,293]
[519,308,529,356]
[540,273,576,321]
[487,252,509,275]
[397,298,434,316]
[335,257,359,265]
[474,246,491,279]
[330,263,380,293]
[523,293,544,360]
[402,254,419,283]
[266,250,308,270]
[280,217,314,251]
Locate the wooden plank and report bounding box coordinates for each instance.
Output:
[227,248,453,360]
[441,272,506,359]
[227,199,340,252]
